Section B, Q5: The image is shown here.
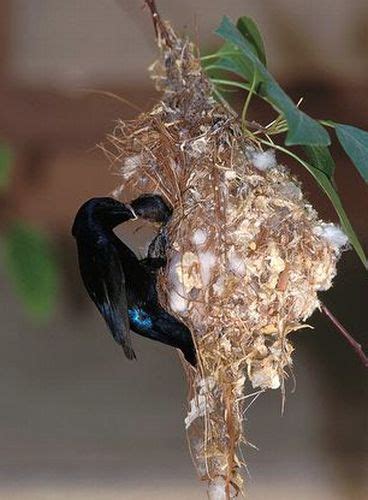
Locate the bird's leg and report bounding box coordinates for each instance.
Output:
[148,229,168,260]
[129,193,172,273]
[141,230,168,274]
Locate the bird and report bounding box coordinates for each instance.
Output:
[71,194,196,366]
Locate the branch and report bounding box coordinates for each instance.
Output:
[143,0,172,47]
[321,303,368,368]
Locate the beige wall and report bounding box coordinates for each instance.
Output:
[9,0,368,87]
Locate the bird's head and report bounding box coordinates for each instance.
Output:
[130,194,172,224]
[72,194,172,237]
[72,197,134,236]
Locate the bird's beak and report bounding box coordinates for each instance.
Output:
[125,204,138,220]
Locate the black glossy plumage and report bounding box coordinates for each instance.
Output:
[72,195,196,366]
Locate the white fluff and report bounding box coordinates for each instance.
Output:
[168,254,181,287]
[208,477,236,500]
[169,289,188,313]
[190,136,208,157]
[250,149,277,171]
[169,157,182,173]
[168,253,189,312]
[213,275,225,295]
[279,181,302,200]
[185,377,215,429]
[251,369,281,390]
[228,249,246,277]
[192,228,207,246]
[313,223,349,250]
[123,154,141,179]
[185,394,207,429]
[198,376,216,392]
[224,169,237,180]
[198,251,216,286]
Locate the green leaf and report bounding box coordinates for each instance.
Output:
[215,16,267,77]
[236,16,267,66]
[303,145,336,179]
[214,16,330,146]
[335,124,368,183]
[203,40,257,83]
[3,222,59,320]
[0,143,12,191]
[260,80,331,146]
[205,54,254,82]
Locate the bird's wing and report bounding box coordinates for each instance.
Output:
[79,238,136,360]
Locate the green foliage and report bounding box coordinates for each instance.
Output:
[261,81,330,146]
[303,145,336,179]
[214,16,330,146]
[236,16,267,66]
[201,15,368,268]
[335,124,368,183]
[0,141,59,320]
[3,222,59,320]
[0,144,12,192]
[202,43,256,83]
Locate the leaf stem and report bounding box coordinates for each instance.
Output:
[209,77,275,110]
[241,70,257,129]
[210,78,251,92]
[319,120,336,129]
[200,52,239,61]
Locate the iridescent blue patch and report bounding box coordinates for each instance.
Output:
[128,307,153,330]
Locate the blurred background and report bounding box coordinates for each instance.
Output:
[0,1,367,499]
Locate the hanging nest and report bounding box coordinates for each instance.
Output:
[103,3,347,498]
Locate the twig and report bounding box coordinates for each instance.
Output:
[321,303,368,368]
[243,120,268,132]
[143,0,172,47]
[78,88,142,112]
